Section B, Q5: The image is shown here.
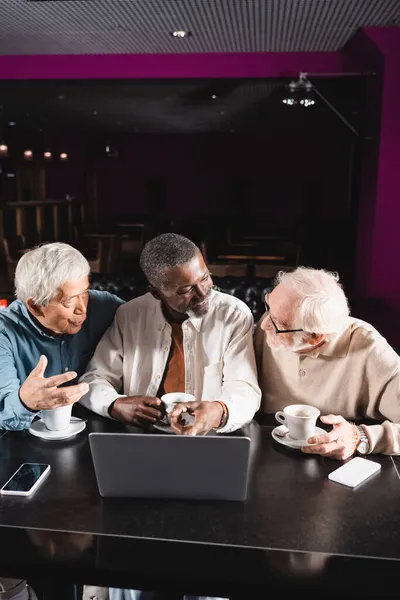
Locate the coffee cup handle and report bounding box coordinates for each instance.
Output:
[275,411,286,426]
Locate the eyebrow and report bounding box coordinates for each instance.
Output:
[266,296,291,328]
[63,287,90,301]
[177,271,210,290]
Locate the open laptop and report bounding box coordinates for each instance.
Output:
[89,432,251,501]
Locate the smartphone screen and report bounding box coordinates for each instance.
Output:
[1,463,50,493]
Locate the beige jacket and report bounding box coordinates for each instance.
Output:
[80,290,261,433]
[255,315,400,454]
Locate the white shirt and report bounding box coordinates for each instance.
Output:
[80,289,261,433]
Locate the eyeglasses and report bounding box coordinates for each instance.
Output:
[264,301,304,335]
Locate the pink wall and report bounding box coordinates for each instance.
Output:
[0,52,343,80]
[341,30,384,298]
[362,29,400,301]
[89,133,352,223]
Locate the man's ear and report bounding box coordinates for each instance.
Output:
[309,333,325,347]
[26,298,44,318]
[148,285,162,301]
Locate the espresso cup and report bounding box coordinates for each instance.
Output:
[160,392,195,426]
[41,404,72,431]
[275,404,320,441]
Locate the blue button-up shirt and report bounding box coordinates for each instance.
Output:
[0,290,124,430]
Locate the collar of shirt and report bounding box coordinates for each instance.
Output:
[301,321,352,359]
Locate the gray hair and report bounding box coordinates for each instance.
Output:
[140,233,199,289]
[275,266,350,336]
[15,242,90,306]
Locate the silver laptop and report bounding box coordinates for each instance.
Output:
[89,432,251,501]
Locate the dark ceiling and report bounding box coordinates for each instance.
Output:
[0,77,366,137]
[0,0,399,54]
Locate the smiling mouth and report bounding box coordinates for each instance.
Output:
[69,320,84,327]
[191,299,208,308]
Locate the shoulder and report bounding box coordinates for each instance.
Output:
[113,292,154,319]
[210,290,253,322]
[0,299,26,335]
[349,318,400,368]
[88,290,124,312]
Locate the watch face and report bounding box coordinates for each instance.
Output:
[358,441,369,455]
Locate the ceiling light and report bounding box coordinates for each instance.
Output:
[60,152,68,161]
[282,82,298,106]
[212,95,217,99]
[0,144,8,157]
[171,30,191,38]
[300,97,315,107]
[8,121,16,127]
[282,73,317,108]
[24,150,33,160]
[44,151,52,160]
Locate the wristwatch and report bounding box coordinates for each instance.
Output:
[356,425,370,455]
[215,401,229,429]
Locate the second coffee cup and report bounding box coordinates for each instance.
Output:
[275,404,320,441]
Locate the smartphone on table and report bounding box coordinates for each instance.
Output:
[0,463,51,496]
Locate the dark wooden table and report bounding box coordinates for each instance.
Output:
[1,408,400,598]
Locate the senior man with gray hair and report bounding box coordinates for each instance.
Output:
[80,232,260,436]
[0,242,123,430]
[255,266,400,460]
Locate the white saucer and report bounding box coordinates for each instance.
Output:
[28,418,86,440]
[153,422,176,434]
[272,425,326,449]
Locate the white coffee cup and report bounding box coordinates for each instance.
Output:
[275,404,320,441]
[160,392,195,426]
[41,405,72,431]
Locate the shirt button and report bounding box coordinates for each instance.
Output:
[164,346,169,351]
[299,370,306,377]
[156,375,161,380]
[64,367,69,372]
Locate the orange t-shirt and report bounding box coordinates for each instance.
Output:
[158,322,185,395]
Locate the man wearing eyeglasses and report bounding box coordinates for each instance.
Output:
[80,232,261,437]
[255,266,400,460]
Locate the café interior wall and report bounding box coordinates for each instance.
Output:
[42,133,353,228]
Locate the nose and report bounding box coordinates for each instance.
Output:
[261,314,272,332]
[75,295,88,315]
[195,278,212,299]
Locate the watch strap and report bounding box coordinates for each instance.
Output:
[356,425,370,454]
[215,401,229,429]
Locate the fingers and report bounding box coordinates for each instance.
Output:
[170,419,195,436]
[302,441,339,455]
[188,412,209,436]
[140,406,163,421]
[143,397,162,407]
[170,412,209,436]
[31,355,48,378]
[169,401,200,419]
[47,382,89,406]
[307,431,338,445]
[44,371,78,388]
[320,414,345,426]
[169,403,187,419]
[133,410,159,425]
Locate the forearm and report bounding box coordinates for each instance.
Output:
[79,374,126,419]
[0,389,37,430]
[218,382,261,433]
[363,421,400,455]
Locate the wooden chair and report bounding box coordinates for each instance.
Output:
[2,235,27,281]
